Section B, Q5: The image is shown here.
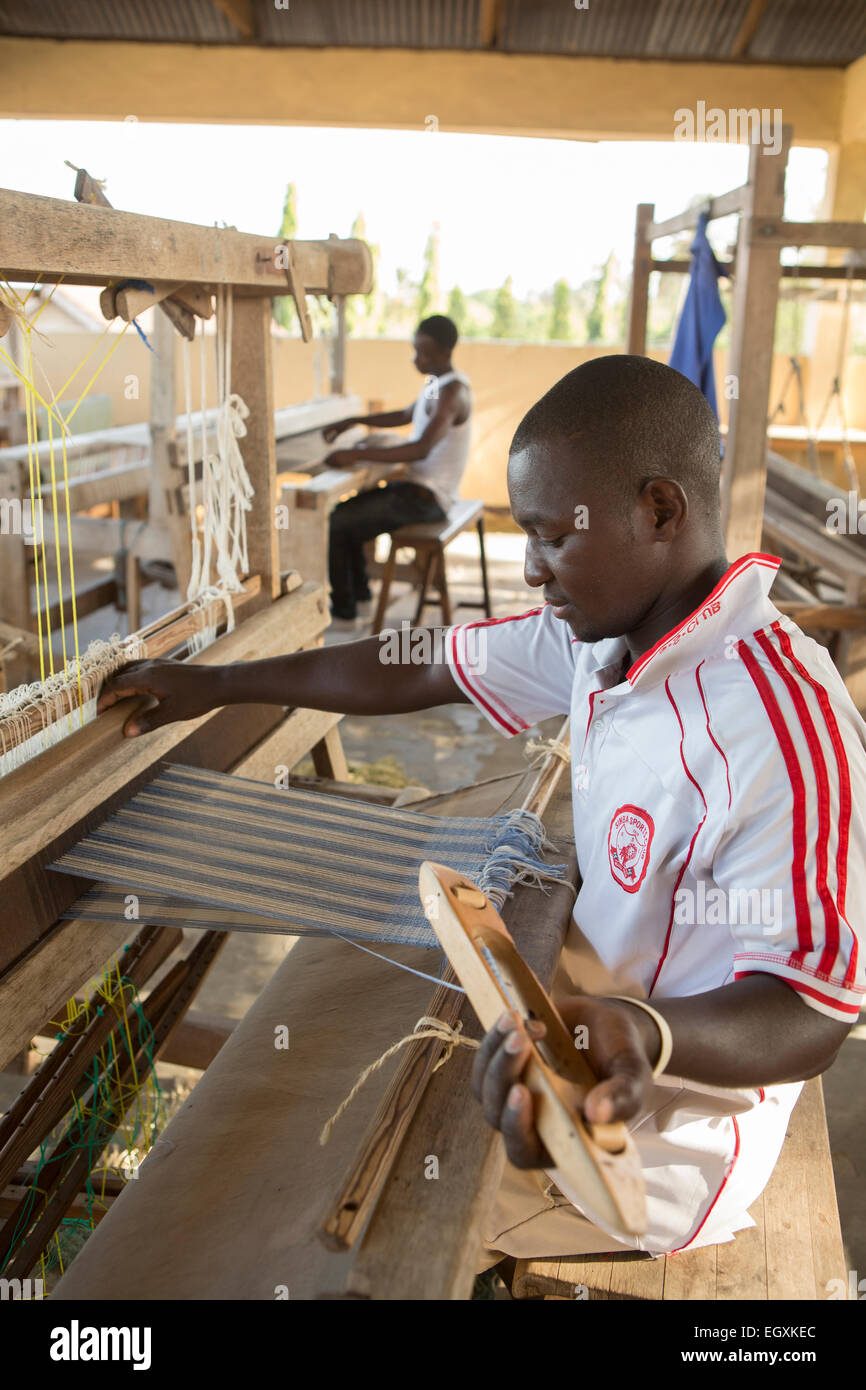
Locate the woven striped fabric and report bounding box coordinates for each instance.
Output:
[51,764,568,949]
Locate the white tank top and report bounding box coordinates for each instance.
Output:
[403,369,472,514]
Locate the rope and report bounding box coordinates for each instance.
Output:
[318,1015,479,1146]
[524,735,571,768]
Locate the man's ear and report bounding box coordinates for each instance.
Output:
[641,478,688,537]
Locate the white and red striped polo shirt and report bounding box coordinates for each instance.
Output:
[445,551,865,1254]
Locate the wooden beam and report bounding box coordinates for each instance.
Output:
[751,221,866,251]
[231,296,280,602]
[343,772,578,1299]
[0,40,844,146]
[646,185,748,241]
[0,583,327,874]
[210,0,256,38]
[627,203,653,355]
[651,259,865,281]
[159,1009,237,1070]
[729,0,770,58]
[0,188,373,296]
[722,127,791,558]
[479,0,503,47]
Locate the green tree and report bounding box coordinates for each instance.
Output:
[585,254,613,343]
[447,284,468,335]
[550,278,572,341]
[345,211,381,336]
[273,182,298,331]
[417,222,441,323]
[491,276,516,339]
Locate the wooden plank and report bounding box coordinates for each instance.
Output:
[54,461,150,511]
[231,296,280,603]
[647,185,748,241]
[159,1009,237,1070]
[652,260,861,280]
[343,776,578,1300]
[757,221,866,250]
[0,584,326,975]
[716,1193,768,1299]
[722,128,791,559]
[47,769,568,1300]
[0,699,284,983]
[310,724,349,781]
[210,0,256,37]
[764,1084,821,1299]
[775,602,866,631]
[661,1241,718,1300]
[4,575,263,761]
[729,0,770,57]
[0,460,30,630]
[0,913,134,1071]
[0,188,373,296]
[799,1078,846,1298]
[627,203,653,355]
[231,705,342,781]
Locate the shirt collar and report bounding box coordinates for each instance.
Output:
[584,552,782,689]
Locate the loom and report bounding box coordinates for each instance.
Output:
[0,184,588,1299]
[0,181,374,1286]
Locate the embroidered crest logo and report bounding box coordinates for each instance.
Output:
[608,805,654,893]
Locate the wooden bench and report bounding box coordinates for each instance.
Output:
[370,497,492,633]
[509,1077,847,1301]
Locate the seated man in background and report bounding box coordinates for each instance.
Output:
[321,313,472,621]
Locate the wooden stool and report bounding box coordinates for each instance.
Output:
[370,499,492,634]
[508,1078,847,1301]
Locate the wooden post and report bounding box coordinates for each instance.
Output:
[231,295,280,603]
[626,203,654,356]
[721,128,791,559]
[149,309,192,596]
[332,294,347,396]
[0,461,30,635]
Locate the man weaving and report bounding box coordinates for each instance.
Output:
[99,355,865,1260]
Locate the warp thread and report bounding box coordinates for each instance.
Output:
[0,634,146,777]
[319,1015,480,1146]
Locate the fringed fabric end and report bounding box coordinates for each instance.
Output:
[0,632,145,778]
[477,808,574,908]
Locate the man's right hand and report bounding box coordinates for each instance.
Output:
[322,417,355,445]
[97,659,221,737]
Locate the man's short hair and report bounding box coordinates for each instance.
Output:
[511,354,723,523]
[417,314,459,352]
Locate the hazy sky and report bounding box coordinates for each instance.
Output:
[0,120,828,297]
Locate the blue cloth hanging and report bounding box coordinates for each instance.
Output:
[669,212,727,419]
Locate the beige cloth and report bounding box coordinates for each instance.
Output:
[477,1159,641,1271]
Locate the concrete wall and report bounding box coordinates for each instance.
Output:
[18,331,866,508]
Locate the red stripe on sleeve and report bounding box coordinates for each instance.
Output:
[738,640,813,958]
[772,621,859,990]
[755,628,839,979]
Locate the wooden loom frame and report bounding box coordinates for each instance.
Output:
[626,124,866,561]
[0,188,371,1275]
[0,186,366,679]
[626,126,866,710]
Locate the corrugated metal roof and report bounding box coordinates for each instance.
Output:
[0,0,863,64]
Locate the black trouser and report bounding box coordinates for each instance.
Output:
[328,481,447,618]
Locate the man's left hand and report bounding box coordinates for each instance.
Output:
[471,996,658,1171]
